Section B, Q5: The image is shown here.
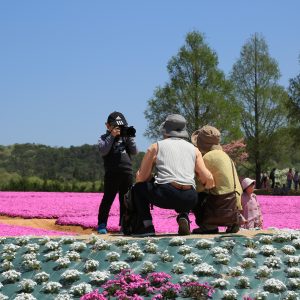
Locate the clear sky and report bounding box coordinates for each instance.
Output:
[1,1,300,151]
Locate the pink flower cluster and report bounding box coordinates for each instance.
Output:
[0,192,299,236]
[80,269,214,300]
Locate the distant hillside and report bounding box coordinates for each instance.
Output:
[0,144,144,192]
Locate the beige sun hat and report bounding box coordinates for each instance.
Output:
[241,178,256,191]
[191,125,222,153]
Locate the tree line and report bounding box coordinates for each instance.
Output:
[0,144,144,192]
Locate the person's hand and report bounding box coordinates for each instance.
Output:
[204,174,215,189]
[110,126,120,137]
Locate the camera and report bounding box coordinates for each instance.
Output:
[120,126,136,137]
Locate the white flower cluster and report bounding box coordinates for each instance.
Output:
[169,237,186,246]
[87,234,99,245]
[14,293,37,300]
[93,239,111,250]
[69,283,92,297]
[259,245,277,256]
[3,243,20,253]
[178,245,192,255]
[0,292,8,300]
[89,271,110,283]
[105,251,120,262]
[34,272,49,284]
[18,279,37,293]
[114,238,128,246]
[127,244,144,261]
[159,250,174,262]
[54,292,72,300]
[195,239,214,249]
[240,258,256,269]
[179,274,198,283]
[172,262,186,274]
[109,261,130,274]
[70,242,86,252]
[255,266,273,278]
[283,290,299,300]
[258,235,273,244]
[264,256,282,269]
[183,253,202,265]
[236,276,250,288]
[281,245,296,255]
[227,266,244,277]
[144,241,158,254]
[211,278,229,289]
[42,281,62,294]
[254,290,269,300]
[84,259,99,272]
[243,248,257,258]
[210,246,229,256]
[263,278,287,293]
[59,237,75,245]
[221,239,236,250]
[21,254,41,271]
[60,269,82,283]
[2,270,21,283]
[222,289,238,300]
[214,253,231,265]
[284,255,300,267]
[288,278,300,290]
[38,237,50,245]
[55,257,71,269]
[273,232,292,243]
[45,241,60,251]
[0,237,6,244]
[286,267,300,278]
[193,262,216,276]
[141,261,156,274]
[16,237,29,246]
[25,243,40,253]
[292,238,300,249]
[1,260,13,271]
[44,250,62,261]
[1,252,15,261]
[65,250,81,261]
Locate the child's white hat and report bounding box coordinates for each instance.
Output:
[242,178,256,191]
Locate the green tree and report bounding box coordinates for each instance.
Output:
[145,31,242,142]
[230,33,288,187]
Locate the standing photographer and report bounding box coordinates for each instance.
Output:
[97,111,138,234]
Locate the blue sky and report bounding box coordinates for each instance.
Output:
[1,1,300,151]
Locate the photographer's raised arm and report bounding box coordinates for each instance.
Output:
[194,148,215,189]
[136,143,157,182]
[98,133,115,156]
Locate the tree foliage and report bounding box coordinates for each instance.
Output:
[230,33,289,186]
[145,31,242,143]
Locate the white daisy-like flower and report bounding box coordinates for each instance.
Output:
[127,247,144,261]
[114,238,128,246]
[240,258,256,269]
[273,232,292,243]
[255,266,273,278]
[14,293,37,300]
[34,272,49,284]
[122,242,140,252]
[183,253,202,265]
[227,266,244,277]
[21,259,41,271]
[106,251,120,262]
[3,243,20,252]
[55,257,71,269]
[45,241,60,251]
[214,253,231,265]
[42,281,63,294]
[243,248,257,258]
[65,250,81,261]
[263,278,287,293]
[178,245,192,255]
[222,289,238,300]
[54,292,72,300]
[69,283,92,297]
[2,270,21,283]
[221,240,236,250]
[84,259,99,272]
[259,245,277,256]
[264,256,282,269]
[195,239,215,249]
[93,239,111,250]
[179,274,198,283]
[236,276,250,288]
[22,253,37,261]
[16,237,30,246]
[159,250,174,262]
[89,271,110,284]
[292,239,300,249]
[287,278,300,290]
[141,261,157,274]
[172,262,186,274]
[59,237,75,245]
[211,278,229,289]
[258,235,273,244]
[169,237,186,246]
[1,252,15,261]
[144,241,158,254]
[44,250,62,261]
[24,243,40,253]
[210,246,229,256]
[254,290,269,300]
[193,262,216,276]
[281,245,297,255]
[286,267,300,278]
[60,269,82,283]
[70,242,86,252]
[109,261,130,274]
[1,260,13,271]
[18,279,37,293]
[284,255,300,267]
[283,290,299,300]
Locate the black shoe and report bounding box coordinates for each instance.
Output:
[226,224,240,233]
[177,215,191,235]
[131,225,155,237]
[192,227,219,234]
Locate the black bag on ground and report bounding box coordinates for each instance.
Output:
[121,186,141,235]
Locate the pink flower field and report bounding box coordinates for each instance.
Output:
[0,191,299,236]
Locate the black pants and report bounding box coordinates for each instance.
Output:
[133,182,198,223]
[98,172,133,226]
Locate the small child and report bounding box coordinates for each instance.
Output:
[241,178,263,229]
[97,111,138,234]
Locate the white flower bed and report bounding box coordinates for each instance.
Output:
[42,281,62,294]
[60,269,82,283]
[18,279,37,293]
[2,270,21,283]
[89,271,110,284]
[195,239,214,249]
[169,237,186,246]
[69,283,92,296]
[34,272,49,284]
[172,262,186,274]
[84,259,99,272]
[222,289,238,300]
[109,261,130,274]
[183,253,202,265]
[255,266,273,278]
[263,278,287,293]
[141,261,156,274]
[211,278,229,289]
[193,263,216,276]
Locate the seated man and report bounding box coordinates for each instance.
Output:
[132,114,215,237]
[191,125,243,234]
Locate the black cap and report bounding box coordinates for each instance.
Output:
[107,111,128,126]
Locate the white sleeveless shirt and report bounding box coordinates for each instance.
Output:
[155,137,196,188]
